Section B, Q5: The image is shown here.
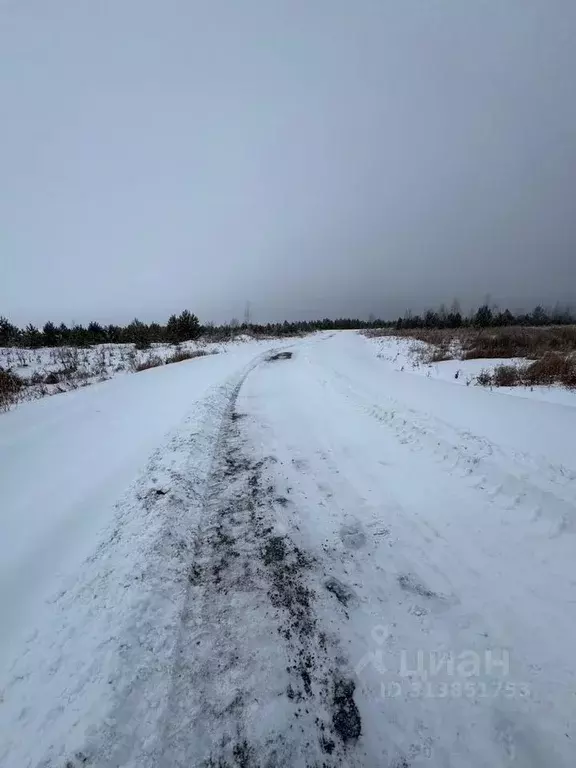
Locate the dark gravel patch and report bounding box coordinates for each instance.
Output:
[267,352,293,361]
[332,677,361,743]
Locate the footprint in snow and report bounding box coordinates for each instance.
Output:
[339,521,367,550]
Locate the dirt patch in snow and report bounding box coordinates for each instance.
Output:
[267,351,293,361]
[397,573,437,599]
[332,676,362,743]
[324,576,357,608]
[155,390,363,766]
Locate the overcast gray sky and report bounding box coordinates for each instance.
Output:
[2,0,575,326]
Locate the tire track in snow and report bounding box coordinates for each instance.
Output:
[327,366,576,538]
[10,351,276,768]
[154,353,364,768]
[3,374,253,768]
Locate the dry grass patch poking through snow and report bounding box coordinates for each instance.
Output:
[472,354,576,390]
[524,351,576,388]
[164,348,209,365]
[367,326,576,390]
[492,364,523,388]
[135,354,165,372]
[462,325,576,360]
[136,349,212,371]
[0,369,23,410]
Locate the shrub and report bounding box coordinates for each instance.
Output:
[523,353,576,388]
[53,347,80,372]
[492,365,522,387]
[165,349,208,365]
[476,369,493,387]
[44,371,61,385]
[0,368,23,410]
[135,354,164,372]
[563,367,576,389]
[428,347,451,363]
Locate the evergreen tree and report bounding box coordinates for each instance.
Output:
[105,324,122,343]
[58,323,70,344]
[530,305,549,326]
[149,322,163,342]
[167,310,200,343]
[178,310,200,341]
[42,321,59,346]
[446,310,462,328]
[424,309,439,328]
[494,308,514,326]
[0,316,20,346]
[70,324,89,347]
[474,305,493,327]
[166,314,179,344]
[87,321,106,344]
[126,318,151,349]
[23,324,42,348]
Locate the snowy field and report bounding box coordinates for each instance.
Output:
[1,331,576,766]
[0,335,257,402]
[371,335,576,407]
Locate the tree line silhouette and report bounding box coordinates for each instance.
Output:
[0,303,574,348]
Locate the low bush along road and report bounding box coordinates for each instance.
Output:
[1,332,575,767]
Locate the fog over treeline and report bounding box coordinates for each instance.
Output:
[2,2,576,326]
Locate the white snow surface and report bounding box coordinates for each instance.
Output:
[1,331,576,767]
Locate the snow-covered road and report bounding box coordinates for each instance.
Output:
[1,332,575,766]
[0,342,282,662]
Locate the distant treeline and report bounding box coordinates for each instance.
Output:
[393,302,576,331]
[0,310,203,349]
[0,311,382,348]
[0,303,574,348]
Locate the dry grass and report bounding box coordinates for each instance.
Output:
[136,348,211,372]
[367,325,576,389]
[368,325,576,358]
[492,365,522,388]
[0,369,23,410]
[524,353,576,389]
[135,354,164,372]
[461,326,576,360]
[428,348,452,363]
[477,356,576,389]
[476,369,493,387]
[165,349,208,365]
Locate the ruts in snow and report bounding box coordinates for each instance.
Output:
[2,332,576,767]
[157,353,365,768]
